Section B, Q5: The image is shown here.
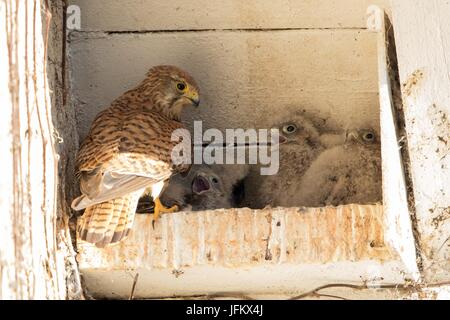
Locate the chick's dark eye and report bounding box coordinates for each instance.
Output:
[211,177,219,184]
[364,132,375,141]
[283,124,297,134]
[176,83,186,91]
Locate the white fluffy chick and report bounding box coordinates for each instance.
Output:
[291,128,382,207]
[242,111,346,208]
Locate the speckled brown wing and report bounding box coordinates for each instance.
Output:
[72,107,190,247]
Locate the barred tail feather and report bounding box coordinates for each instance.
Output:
[110,193,140,245]
[94,199,125,248]
[79,197,129,246]
[79,191,142,247]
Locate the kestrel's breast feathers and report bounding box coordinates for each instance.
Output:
[73,107,189,210]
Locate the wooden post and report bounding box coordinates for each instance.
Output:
[0,0,81,299]
[391,0,450,283]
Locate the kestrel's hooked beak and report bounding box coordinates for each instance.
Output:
[185,89,200,107]
[274,129,288,144]
[278,135,288,144]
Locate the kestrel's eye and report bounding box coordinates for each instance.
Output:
[282,124,297,134]
[176,82,186,91]
[211,177,219,184]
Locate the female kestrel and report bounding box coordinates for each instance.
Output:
[71,65,200,247]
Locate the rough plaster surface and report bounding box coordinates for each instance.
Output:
[69,30,380,140]
[391,0,450,283]
[82,263,409,299]
[69,0,390,31]
[77,204,416,298]
[67,1,391,140]
[79,204,393,268]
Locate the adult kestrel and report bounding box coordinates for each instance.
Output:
[71,65,200,247]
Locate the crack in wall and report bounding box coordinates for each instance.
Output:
[78,27,368,35]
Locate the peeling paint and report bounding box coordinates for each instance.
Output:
[78,204,397,271]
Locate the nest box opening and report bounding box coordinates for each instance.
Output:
[68,2,419,299]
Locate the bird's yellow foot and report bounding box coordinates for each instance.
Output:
[153,197,179,221]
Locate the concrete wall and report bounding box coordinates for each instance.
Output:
[78,204,413,299]
[68,0,389,140]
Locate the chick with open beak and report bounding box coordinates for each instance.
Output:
[153,164,249,211]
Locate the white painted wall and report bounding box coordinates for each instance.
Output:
[391,0,450,284]
[68,0,389,140]
[70,0,390,31]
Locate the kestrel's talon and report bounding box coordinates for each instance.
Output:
[153,197,179,221]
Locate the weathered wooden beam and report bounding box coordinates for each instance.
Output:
[0,0,79,299]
